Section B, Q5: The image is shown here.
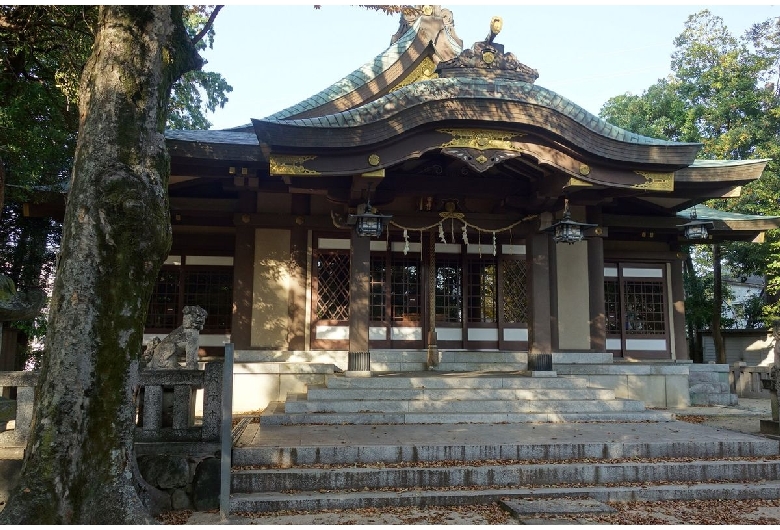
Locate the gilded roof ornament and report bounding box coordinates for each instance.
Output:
[436,16,538,83]
[485,16,502,43]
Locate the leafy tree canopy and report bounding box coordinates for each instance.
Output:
[0,5,232,368]
[600,10,780,326]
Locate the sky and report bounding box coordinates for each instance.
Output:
[200,4,780,130]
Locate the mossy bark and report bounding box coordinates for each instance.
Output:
[0,6,201,524]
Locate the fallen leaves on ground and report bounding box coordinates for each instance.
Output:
[156,499,780,525]
[533,498,780,525]
[676,415,707,424]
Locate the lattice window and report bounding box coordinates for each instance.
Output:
[146,268,180,330]
[435,257,462,323]
[502,258,528,324]
[370,256,386,321]
[182,268,233,333]
[623,280,665,334]
[315,253,350,321]
[604,278,621,334]
[467,259,497,323]
[391,257,420,321]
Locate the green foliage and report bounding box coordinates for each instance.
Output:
[167,6,233,130]
[0,6,231,363]
[600,9,780,329]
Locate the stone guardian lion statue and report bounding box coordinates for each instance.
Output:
[143,305,208,370]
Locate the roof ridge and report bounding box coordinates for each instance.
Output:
[265,17,424,122]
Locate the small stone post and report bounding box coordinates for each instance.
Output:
[760,321,780,435]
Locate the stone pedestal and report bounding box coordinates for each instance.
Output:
[760,375,779,435]
[760,419,780,435]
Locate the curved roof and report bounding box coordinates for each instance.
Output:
[266,8,463,122]
[253,76,701,167]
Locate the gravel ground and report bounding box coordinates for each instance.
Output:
[164,499,780,525]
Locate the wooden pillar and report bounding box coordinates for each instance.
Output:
[288,195,310,351]
[587,208,606,352]
[348,230,371,373]
[670,255,689,360]
[426,231,438,367]
[231,191,256,350]
[528,233,552,355]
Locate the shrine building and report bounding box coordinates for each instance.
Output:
[154,7,778,410]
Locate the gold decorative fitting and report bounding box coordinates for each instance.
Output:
[368,154,381,166]
[490,16,503,35]
[269,154,320,176]
[476,154,488,164]
[228,167,236,175]
[361,169,385,178]
[422,5,433,16]
[482,51,495,64]
[633,171,674,191]
[440,211,465,221]
[241,167,248,175]
[241,214,250,224]
[438,128,524,151]
[565,177,593,188]
[391,56,439,91]
[295,216,304,226]
[579,164,590,176]
[594,227,603,236]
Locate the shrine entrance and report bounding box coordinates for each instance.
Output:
[310,235,529,352]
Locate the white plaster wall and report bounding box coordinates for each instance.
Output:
[251,229,291,348]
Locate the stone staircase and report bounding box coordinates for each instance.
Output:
[259,371,674,425]
[230,421,780,513]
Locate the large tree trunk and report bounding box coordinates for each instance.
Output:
[713,243,726,364]
[0,6,200,524]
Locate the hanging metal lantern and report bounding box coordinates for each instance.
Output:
[347,185,392,238]
[543,199,597,244]
[679,207,714,240]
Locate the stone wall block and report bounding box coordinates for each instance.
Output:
[171,488,192,510]
[192,457,221,511]
[138,455,190,490]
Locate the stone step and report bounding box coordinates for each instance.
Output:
[689,382,729,394]
[325,374,590,390]
[259,403,673,426]
[230,481,780,513]
[431,362,525,372]
[690,393,739,406]
[438,351,528,363]
[689,372,727,383]
[305,386,616,401]
[233,423,778,467]
[282,395,646,414]
[231,459,780,493]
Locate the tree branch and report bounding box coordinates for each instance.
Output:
[190,5,222,47]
